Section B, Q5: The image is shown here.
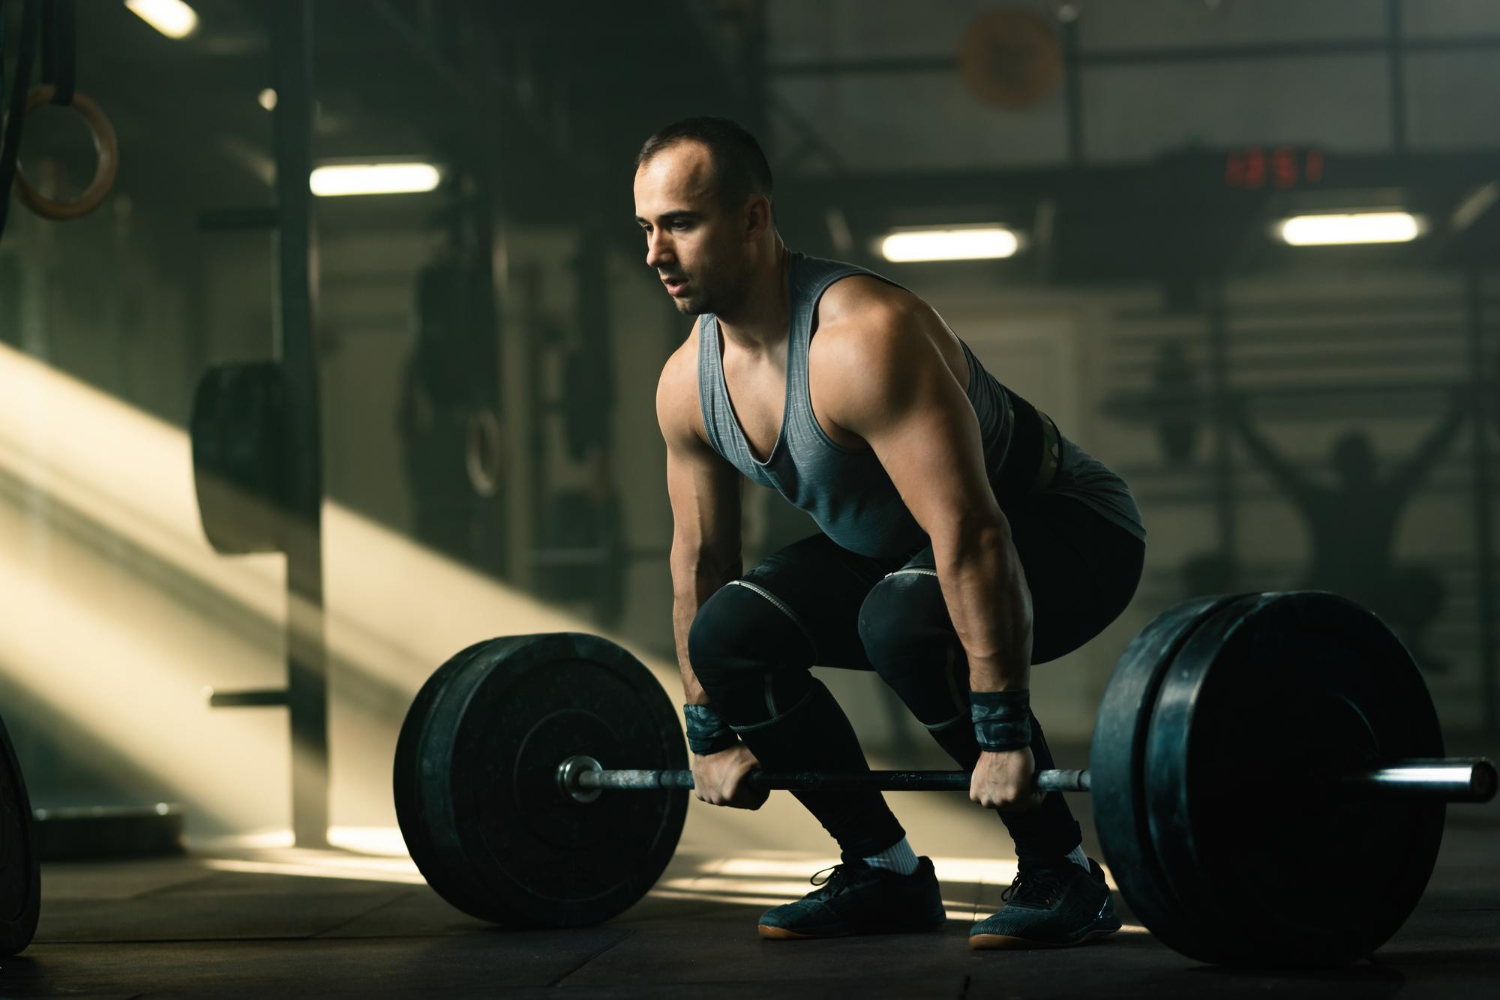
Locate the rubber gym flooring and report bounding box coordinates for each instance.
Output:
[4,735,1497,1000]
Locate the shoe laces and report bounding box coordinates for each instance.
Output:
[808,863,860,898]
[1000,864,1070,908]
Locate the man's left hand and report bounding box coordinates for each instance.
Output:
[969,748,1045,812]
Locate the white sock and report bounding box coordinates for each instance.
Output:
[864,836,919,876]
[1064,844,1090,873]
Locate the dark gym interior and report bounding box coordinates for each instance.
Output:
[1,1,1499,997]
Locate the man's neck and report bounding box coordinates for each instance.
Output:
[715,242,790,360]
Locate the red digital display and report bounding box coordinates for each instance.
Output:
[1225,147,1324,190]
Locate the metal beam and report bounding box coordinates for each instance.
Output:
[1388,0,1407,157]
[769,35,1500,77]
[1465,270,1498,733]
[270,0,329,850]
[780,151,1500,213]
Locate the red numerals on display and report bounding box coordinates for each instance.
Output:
[1225,147,1324,190]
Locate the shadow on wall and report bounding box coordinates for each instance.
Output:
[1175,394,1472,676]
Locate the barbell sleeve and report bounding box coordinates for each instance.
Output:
[1330,757,1497,802]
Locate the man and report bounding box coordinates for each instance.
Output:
[638,117,1146,947]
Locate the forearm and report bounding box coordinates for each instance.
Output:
[934,529,1034,692]
[671,557,740,706]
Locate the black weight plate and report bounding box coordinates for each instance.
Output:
[1146,592,1446,967]
[0,712,40,956]
[395,633,687,927]
[1091,593,1246,959]
[394,638,507,920]
[189,361,286,556]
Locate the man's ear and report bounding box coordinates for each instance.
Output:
[744,194,773,241]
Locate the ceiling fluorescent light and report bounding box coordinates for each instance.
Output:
[309,163,442,197]
[1276,211,1422,246]
[878,226,1021,262]
[125,0,200,40]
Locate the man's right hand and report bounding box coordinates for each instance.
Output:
[690,742,768,809]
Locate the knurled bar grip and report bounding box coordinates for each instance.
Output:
[581,767,1090,793]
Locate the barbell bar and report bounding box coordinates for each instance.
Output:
[556,755,1496,802]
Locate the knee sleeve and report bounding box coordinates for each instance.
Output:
[686,579,820,730]
[857,570,969,729]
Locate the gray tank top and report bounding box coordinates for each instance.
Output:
[698,251,1144,559]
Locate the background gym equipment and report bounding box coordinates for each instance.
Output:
[0,0,116,245]
[1,711,40,957]
[190,361,287,556]
[31,804,185,862]
[187,0,331,849]
[395,590,1496,967]
[11,82,118,221]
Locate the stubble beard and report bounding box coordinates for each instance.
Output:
[701,269,752,319]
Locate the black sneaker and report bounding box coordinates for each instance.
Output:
[758,857,946,939]
[968,857,1120,949]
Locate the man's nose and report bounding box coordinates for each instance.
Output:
[645,232,673,269]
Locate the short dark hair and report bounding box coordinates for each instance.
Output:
[634,116,774,216]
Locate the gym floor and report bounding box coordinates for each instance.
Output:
[6,736,1497,999]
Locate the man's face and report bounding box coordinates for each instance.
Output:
[633,142,747,317]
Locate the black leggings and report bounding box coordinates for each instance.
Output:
[687,491,1145,863]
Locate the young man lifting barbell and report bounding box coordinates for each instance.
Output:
[639,117,1146,947]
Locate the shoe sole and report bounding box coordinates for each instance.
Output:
[759,920,945,940]
[969,925,1120,950]
[759,923,838,940]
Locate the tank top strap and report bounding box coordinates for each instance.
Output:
[786,255,878,397]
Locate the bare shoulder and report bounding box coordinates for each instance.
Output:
[656,318,710,446]
[817,274,929,330]
[814,275,940,363]
[810,273,969,416]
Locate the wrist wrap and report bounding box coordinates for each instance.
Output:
[683,703,739,755]
[971,689,1032,752]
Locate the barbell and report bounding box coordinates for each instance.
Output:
[392,590,1496,968]
[554,756,1492,800]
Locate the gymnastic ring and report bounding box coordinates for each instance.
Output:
[12,85,120,222]
[464,409,504,498]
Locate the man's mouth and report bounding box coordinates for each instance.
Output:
[663,277,688,295]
